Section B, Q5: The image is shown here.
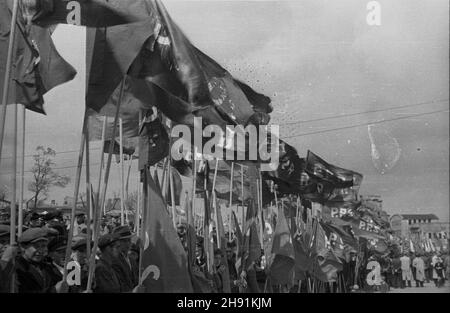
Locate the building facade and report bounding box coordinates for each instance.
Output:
[389,213,449,251]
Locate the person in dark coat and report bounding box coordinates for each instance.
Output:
[94,234,122,293]
[15,228,63,293]
[111,226,137,292]
[226,243,239,293]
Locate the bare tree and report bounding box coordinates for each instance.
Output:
[0,185,9,201]
[27,146,70,209]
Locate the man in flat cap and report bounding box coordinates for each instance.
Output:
[94,233,122,293]
[15,227,63,293]
[67,235,92,293]
[111,226,138,291]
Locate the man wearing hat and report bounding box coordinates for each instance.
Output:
[71,213,87,237]
[15,227,63,293]
[67,235,92,293]
[111,226,138,292]
[94,233,122,293]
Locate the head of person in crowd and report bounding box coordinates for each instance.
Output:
[0,224,10,256]
[213,248,223,268]
[129,236,141,264]
[76,213,85,225]
[195,238,204,262]
[29,213,44,228]
[47,236,67,267]
[71,235,92,267]
[112,225,133,256]
[226,242,236,261]
[18,227,52,263]
[98,233,120,259]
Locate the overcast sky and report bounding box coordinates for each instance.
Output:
[1,0,448,220]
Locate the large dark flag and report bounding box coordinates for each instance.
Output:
[0,0,76,114]
[310,221,343,283]
[185,191,212,293]
[26,0,156,27]
[166,166,182,206]
[241,199,261,273]
[305,151,363,189]
[269,202,295,285]
[140,168,193,292]
[212,194,231,293]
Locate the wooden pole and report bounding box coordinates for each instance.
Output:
[160,158,168,200]
[228,162,234,243]
[191,148,197,235]
[138,166,149,283]
[0,0,19,169]
[86,80,124,292]
[119,118,125,226]
[10,102,17,246]
[84,125,92,261]
[240,164,245,232]
[98,115,107,216]
[62,114,88,288]
[135,163,140,234]
[211,159,219,248]
[18,105,25,237]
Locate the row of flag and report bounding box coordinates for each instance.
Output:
[1,0,438,293]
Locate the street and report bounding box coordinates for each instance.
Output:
[388,281,450,293]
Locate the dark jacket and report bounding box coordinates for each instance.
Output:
[15,256,62,293]
[94,257,122,293]
[0,260,14,293]
[111,253,136,292]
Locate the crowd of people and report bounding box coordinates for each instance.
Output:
[378,251,449,289]
[0,210,449,293]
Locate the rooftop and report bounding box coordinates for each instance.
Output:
[401,214,439,221]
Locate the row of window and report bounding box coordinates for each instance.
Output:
[426,232,448,239]
[408,219,432,225]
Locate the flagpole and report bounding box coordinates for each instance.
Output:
[84,123,93,261]
[240,164,245,231]
[212,159,220,248]
[228,162,234,243]
[135,164,140,234]
[169,161,177,228]
[256,179,263,247]
[124,156,132,225]
[138,166,149,284]
[9,92,18,294]
[87,80,124,292]
[191,149,197,233]
[99,115,107,216]
[18,105,25,237]
[119,118,125,226]
[160,157,168,196]
[0,0,19,170]
[62,113,87,289]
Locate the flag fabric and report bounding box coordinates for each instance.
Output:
[232,210,244,274]
[0,0,76,114]
[310,221,343,283]
[166,166,182,206]
[138,113,170,169]
[85,19,158,113]
[140,168,193,292]
[305,150,363,189]
[130,0,272,131]
[241,199,262,273]
[212,194,231,293]
[269,202,295,285]
[185,191,212,293]
[320,221,358,262]
[27,0,155,28]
